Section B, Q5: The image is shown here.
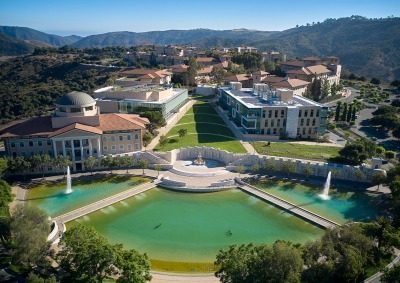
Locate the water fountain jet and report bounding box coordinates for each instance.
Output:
[320,171,331,200]
[65,166,72,194]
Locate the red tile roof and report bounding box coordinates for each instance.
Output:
[48,123,103,138]
[261,76,285,83]
[120,69,171,78]
[280,60,304,67]
[272,78,310,88]
[0,114,149,139]
[303,57,321,61]
[97,114,149,132]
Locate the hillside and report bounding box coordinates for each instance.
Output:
[0,33,34,56]
[0,26,82,46]
[71,29,278,48]
[0,54,120,124]
[249,16,400,81]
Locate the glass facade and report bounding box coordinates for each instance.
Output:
[117,89,188,119]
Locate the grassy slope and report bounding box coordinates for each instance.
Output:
[154,100,246,153]
[251,141,341,162]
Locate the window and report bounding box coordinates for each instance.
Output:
[11,142,16,148]
[111,145,116,152]
[308,128,312,134]
[312,119,316,126]
[306,119,310,126]
[304,110,308,117]
[302,128,306,135]
[29,141,34,146]
[264,120,268,127]
[314,127,318,134]
[103,145,108,152]
[38,140,43,146]
[19,141,25,148]
[93,148,97,154]
[275,110,278,118]
[267,129,271,134]
[310,109,314,117]
[298,110,302,117]
[21,152,26,156]
[47,140,52,146]
[38,150,43,155]
[127,135,131,141]
[232,109,236,118]
[111,136,115,141]
[70,108,81,113]
[277,119,281,127]
[316,110,320,117]
[135,143,140,150]
[281,110,285,117]
[236,104,240,112]
[283,119,286,126]
[119,145,124,152]
[30,151,35,156]
[48,150,53,156]
[273,128,277,135]
[102,137,107,142]
[226,97,230,105]
[271,120,274,127]
[85,106,93,111]
[127,144,132,151]
[300,119,304,126]
[134,134,139,140]
[59,107,66,112]
[119,136,123,141]
[262,110,266,118]
[268,110,272,118]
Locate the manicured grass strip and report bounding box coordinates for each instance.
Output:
[154,133,246,153]
[250,142,341,162]
[179,114,225,124]
[168,123,235,138]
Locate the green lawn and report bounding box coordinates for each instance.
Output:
[250,141,341,162]
[154,101,246,153]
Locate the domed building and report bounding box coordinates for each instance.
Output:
[0,91,149,171]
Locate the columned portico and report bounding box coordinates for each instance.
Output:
[51,134,101,164]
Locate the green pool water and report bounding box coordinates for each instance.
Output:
[251,180,379,224]
[67,188,324,266]
[26,176,150,217]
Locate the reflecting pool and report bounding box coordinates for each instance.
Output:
[251,179,379,224]
[67,188,324,271]
[26,175,150,217]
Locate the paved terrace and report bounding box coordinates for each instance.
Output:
[237,179,340,229]
[53,180,159,224]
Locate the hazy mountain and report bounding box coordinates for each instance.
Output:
[1,17,399,81]
[71,29,278,48]
[0,26,82,46]
[0,33,34,56]
[249,16,400,81]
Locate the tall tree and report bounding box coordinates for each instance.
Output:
[347,103,353,123]
[84,156,97,175]
[137,159,149,174]
[335,101,342,122]
[341,102,348,122]
[321,78,330,98]
[10,205,52,269]
[0,179,13,211]
[58,225,152,283]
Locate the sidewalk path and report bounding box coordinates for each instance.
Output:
[53,180,159,224]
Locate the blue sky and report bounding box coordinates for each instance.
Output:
[1,0,399,36]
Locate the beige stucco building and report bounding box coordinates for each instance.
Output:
[0,91,149,171]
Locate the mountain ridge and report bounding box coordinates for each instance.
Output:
[0,16,399,80]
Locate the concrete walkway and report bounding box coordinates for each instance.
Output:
[237,180,339,229]
[53,180,159,224]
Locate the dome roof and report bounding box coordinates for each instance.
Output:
[56,91,95,106]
